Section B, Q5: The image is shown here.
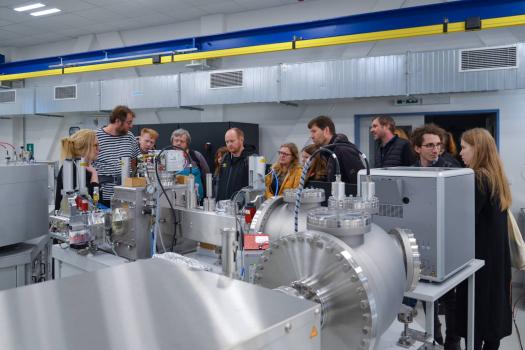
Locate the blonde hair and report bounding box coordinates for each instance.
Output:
[61,129,97,160]
[394,127,409,140]
[273,143,300,174]
[461,128,511,210]
[141,128,159,140]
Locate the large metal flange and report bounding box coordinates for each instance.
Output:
[283,188,325,204]
[249,196,283,234]
[389,228,421,292]
[306,207,371,238]
[255,231,379,350]
[328,195,379,215]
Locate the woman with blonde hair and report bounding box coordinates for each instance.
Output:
[265,143,302,198]
[457,128,512,350]
[55,129,100,210]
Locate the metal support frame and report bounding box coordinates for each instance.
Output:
[404,259,483,350]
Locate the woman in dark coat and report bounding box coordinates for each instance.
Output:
[457,128,512,350]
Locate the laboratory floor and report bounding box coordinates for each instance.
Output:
[412,283,525,350]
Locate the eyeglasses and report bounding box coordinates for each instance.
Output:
[421,143,443,149]
[278,151,292,157]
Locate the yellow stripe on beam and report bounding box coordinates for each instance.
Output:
[64,58,153,74]
[163,42,293,63]
[482,14,525,29]
[0,69,63,81]
[296,22,465,49]
[161,56,172,64]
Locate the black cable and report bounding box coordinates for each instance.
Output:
[154,145,188,252]
[309,146,340,176]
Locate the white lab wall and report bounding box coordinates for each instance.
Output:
[0,119,14,157]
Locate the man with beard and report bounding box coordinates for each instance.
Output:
[370,115,414,168]
[307,115,363,184]
[216,128,256,201]
[93,105,140,206]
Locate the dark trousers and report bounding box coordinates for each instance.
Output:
[469,338,500,350]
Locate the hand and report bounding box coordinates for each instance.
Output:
[86,166,99,184]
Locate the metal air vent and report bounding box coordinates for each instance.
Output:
[54,85,77,100]
[378,203,404,218]
[0,90,15,103]
[210,70,243,88]
[459,45,518,72]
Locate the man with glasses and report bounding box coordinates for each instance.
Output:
[411,124,457,168]
[409,123,461,350]
[370,115,414,167]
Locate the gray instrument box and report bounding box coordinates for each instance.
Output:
[359,167,475,281]
[0,163,48,248]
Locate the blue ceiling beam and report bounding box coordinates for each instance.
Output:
[1,0,524,76]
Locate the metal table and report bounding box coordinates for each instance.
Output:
[404,259,484,350]
[51,244,128,279]
[0,258,321,350]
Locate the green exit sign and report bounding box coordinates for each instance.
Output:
[26,143,34,154]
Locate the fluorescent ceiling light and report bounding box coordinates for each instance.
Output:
[14,3,45,12]
[30,8,61,16]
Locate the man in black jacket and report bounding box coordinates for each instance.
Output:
[370,115,414,167]
[216,128,256,201]
[410,124,461,350]
[308,116,363,184]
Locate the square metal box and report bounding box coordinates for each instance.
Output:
[359,167,475,281]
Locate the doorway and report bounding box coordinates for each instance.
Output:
[425,111,498,149]
[356,110,499,167]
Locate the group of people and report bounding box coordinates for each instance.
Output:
[55,106,513,350]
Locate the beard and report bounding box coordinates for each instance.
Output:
[116,125,128,135]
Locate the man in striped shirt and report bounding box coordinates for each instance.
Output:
[93,105,140,206]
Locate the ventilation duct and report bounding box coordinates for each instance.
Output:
[36,82,99,114]
[181,66,278,105]
[210,70,243,89]
[0,90,15,103]
[54,85,77,100]
[459,45,518,72]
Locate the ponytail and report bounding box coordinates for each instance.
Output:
[60,137,75,160]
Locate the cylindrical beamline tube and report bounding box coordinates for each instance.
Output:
[78,157,87,193]
[62,159,74,194]
[221,228,237,278]
[121,157,130,184]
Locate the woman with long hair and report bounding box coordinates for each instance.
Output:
[457,128,512,350]
[301,144,328,186]
[441,131,462,167]
[265,143,302,198]
[214,146,229,176]
[55,129,100,210]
